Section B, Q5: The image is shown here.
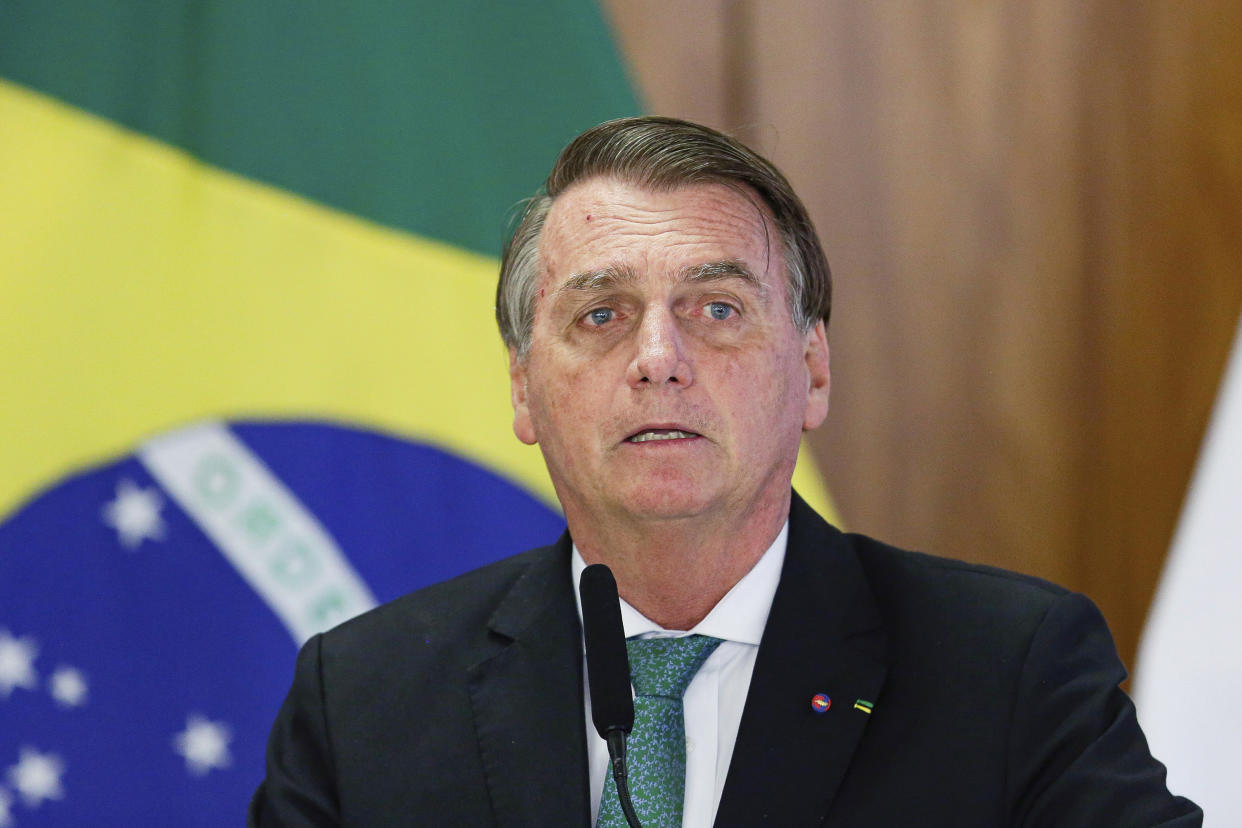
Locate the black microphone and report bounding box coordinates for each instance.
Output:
[579,564,642,828]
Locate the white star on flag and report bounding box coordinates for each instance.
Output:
[6,746,65,809]
[0,787,13,828]
[101,478,167,549]
[0,630,38,698]
[173,714,233,776]
[48,666,89,708]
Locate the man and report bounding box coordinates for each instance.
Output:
[251,117,1200,826]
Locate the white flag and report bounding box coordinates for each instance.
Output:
[1134,313,1242,823]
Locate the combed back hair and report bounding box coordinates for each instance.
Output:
[495,116,832,358]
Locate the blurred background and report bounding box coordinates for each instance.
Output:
[2,1,1239,823]
[605,0,1242,680]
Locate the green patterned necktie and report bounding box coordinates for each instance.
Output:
[596,635,724,828]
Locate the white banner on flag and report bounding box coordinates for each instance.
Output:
[140,421,378,645]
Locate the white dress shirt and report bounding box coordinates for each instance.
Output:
[572,522,788,828]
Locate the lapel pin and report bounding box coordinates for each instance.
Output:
[853,699,874,714]
[810,693,831,713]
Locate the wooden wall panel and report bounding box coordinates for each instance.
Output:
[1081,1,1242,666]
[601,0,733,127]
[602,0,1242,669]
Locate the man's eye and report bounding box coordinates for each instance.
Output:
[586,308,614,326]
[707,302,735,321]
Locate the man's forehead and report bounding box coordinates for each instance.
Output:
[538,176,780,285]
[544,176,774,232]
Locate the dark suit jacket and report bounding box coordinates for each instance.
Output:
[250,493,1201,826]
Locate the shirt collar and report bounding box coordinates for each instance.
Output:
[571,521,788,646]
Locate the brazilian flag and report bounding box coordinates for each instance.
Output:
[0,3,833,823]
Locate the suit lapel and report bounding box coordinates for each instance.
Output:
[467,537,591,827]
[714,494,888,827]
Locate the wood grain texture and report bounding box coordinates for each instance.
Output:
[602,0,1242,669]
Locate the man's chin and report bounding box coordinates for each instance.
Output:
[611,484,720,523]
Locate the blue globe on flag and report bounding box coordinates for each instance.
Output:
[0,420,563,825]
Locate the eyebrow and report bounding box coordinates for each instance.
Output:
[555,265,637,295]
[554,259,765,297]
[682,259,765,293]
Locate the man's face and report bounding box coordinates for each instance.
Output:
[510,177,829,528]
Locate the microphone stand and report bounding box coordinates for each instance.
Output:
[580,564,643,828]
[605,729,642,828]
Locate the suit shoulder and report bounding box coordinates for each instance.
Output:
[790,490,1068,613]
[850,532,1067,595]
[318,543,561,651]
[841,530,1074,631]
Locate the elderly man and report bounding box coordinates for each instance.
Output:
[251,117,1200,826]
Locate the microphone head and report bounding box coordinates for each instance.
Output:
[579,564,634,738]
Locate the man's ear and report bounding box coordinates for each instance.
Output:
[802,320,831,431]
[509,347,538,445]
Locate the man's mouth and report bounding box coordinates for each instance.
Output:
[626,429,700,443]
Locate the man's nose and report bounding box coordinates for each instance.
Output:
[627,306,694,388]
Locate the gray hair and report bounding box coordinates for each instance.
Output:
[496,116,832,358]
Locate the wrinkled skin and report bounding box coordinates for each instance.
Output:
[509,177,829,625]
